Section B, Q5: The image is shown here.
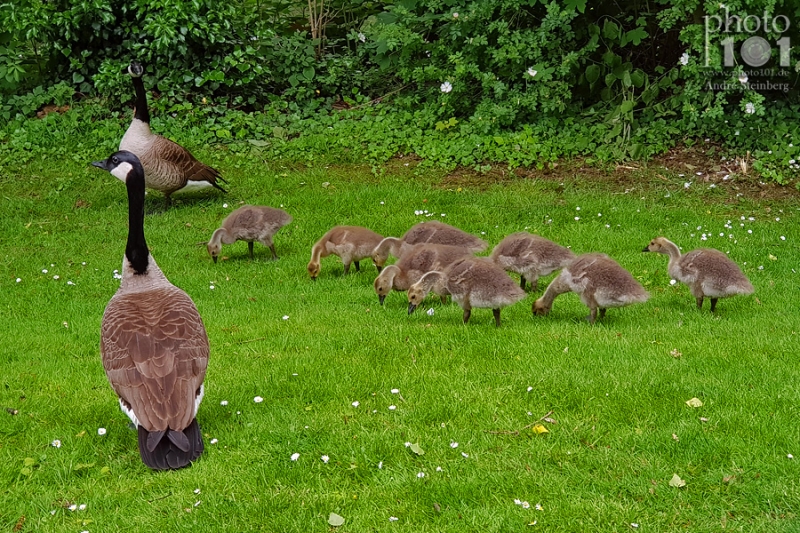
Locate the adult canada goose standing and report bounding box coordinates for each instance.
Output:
[120,60,227,207]
[642,236,754,312]
[207,205,293,263]
[533,253,649,324]
[371,221,487,269]
[92,150,209,470]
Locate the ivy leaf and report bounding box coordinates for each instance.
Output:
[410,443,425,455]
[564,0,587,13]
[585,64,601,84]
[328,513,345,527]
[626,28,649,46]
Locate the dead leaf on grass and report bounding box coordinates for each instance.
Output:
[328,512,345,527]
[685,397,703,408]
[669,473,686,488]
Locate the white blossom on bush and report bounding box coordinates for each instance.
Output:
[440,81,453,93]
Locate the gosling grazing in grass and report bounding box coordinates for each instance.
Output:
[373,243,474,305]
[307,225,384,280]
[490,232,575,291]
[372,220,487,269]
[92,150,208,470]
[120,61,227,207]
[533,253,649,324]
[408,256,526,327]
[642,236,754,312]
[207,205,292,263]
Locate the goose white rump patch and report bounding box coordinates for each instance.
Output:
[174,180,215,194]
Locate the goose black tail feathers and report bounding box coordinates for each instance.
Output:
[137,419,204,470]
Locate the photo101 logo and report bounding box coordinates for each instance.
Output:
[704,8,791,68]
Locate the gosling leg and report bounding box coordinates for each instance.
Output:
[493,308,501,327]
[354,260,360,272]
[696,296,704,310]
[519,276,527,290]
[599,308,606,320]
[268,243,278,260]
[248,241,255,260]
[462,308,472,324]
[343,262,351,275]
[588,307,597,324]
[710,298,718,313]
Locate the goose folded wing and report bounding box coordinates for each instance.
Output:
[101,291,209,432]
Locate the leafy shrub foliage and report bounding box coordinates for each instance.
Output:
[1,0,800,181]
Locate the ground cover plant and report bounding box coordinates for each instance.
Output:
[1,146,798,531]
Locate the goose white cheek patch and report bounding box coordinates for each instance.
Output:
[110,162,133,183]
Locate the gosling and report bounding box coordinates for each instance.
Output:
[490,232,575,291]
[533,253,649,324]
[408,256,526,327]
[373,243,473,305]
[372,220,487,269]
[308,225,384,280]
[642,236,754,312]
[207,205,292,263]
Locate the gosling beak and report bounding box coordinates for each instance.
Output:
[408,303,417,315]
[379,294,386,305]
[642,246,650,252]
[91,160,109,170]
[311,276,317,282]
[376,265,383,273]
[212,256,218,264]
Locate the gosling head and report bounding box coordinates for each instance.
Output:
[642,237,669,254]
[371,246,391,270]
[207,241,222,263]
[307,261,320,281]
[373,270,393,305]
[407,283,428,315]
[532,298,550,316]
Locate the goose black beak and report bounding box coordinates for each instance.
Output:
[379,295,386,305]
[212,256,218,264]
[408,303,417,315]
[91,160,109,170]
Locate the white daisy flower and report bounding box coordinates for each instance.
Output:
[290,452,300,461]
[450,442,459,448]
[461,452,469,458]
[745,102,755,114]
[210,438,218,444]
[452,12,459,18]
[738,72,748,84]
[16,278,21,283]
[223,203,228,208]
[417,472,425,478]
[440,81,453,93]
[389,405,397,410]
[358,32,366,42]
[282,315,289,320]
[527,67,537,77]
[679,52,689,66]
[78,504,87,511]
[352,401,360,407]
[51,439,62,448]
[254,396,264,403]
[97,428,106,436]
[391,388,400,394]
[220,400,228,406]
[321,455,330,463]
[426,308,435,316]
[521,501,531,509]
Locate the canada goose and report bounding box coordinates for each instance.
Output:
[372,220,487,268]
[533,253,649,324]
[308,225,384,280]
[489,232,575,290]
[373,243,473,305]
[207,205,292,263]
[91,150,209,470]
[643,236,754,311]
[120,61,227,207]
[408,256,526,326]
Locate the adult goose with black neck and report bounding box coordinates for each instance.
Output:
[120,61,226,207]
[92,150,209,470]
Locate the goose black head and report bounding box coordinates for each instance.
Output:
[92,150,144,184]
[121,60,144,77]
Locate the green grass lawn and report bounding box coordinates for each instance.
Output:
[1,151,798,532]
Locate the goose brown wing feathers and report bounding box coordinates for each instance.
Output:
[150,136,227,191]
[101,285,209,433]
